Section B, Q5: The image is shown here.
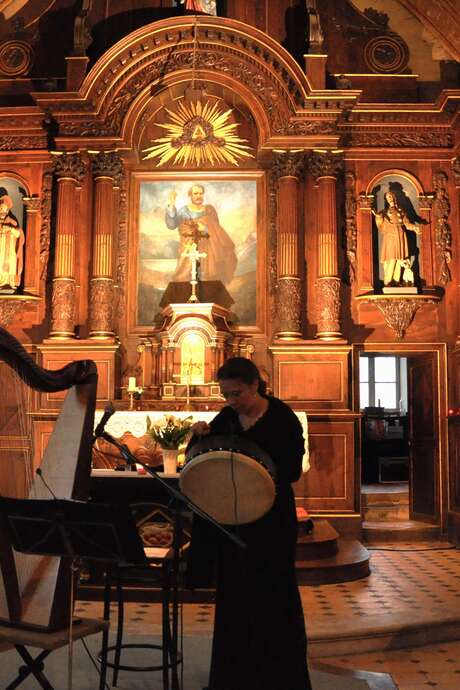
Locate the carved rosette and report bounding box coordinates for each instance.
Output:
[89,278,115,338]
[91,151,124,184]
[276,278,302,338]
[53,152,86,184]
[432,171,452,285]
[50,279,77,337]
[344,171,357,284]
[308,151,344,181]
[316,277,341,340]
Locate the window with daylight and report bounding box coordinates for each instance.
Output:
[359,355,407,411]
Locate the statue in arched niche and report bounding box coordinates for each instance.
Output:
[0,192,25,293]
[372,187,421,288]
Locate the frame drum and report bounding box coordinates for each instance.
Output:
[180,435,276,525]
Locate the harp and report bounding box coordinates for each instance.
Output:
[0,326,98,631]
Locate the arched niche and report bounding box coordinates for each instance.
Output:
[0,175,28,293]
[366,170,425,290]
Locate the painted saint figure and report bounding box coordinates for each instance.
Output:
[373,191,421,287]
[165,184,237,285]
[0,194,24,292]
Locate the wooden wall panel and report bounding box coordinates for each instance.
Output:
[271,347,351,410]
[448,419,460,512]
[293,419,357,513]
[37,343,120,411]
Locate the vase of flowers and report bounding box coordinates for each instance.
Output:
[146,415,193,474]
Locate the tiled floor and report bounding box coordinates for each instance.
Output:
[73,542,460,689]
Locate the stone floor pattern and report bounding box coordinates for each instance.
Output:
[72,542,460,689]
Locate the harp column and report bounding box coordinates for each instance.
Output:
[273,152,305,339]
[308,151,344,340]
[50,152,86,338]
[89,152,123,339]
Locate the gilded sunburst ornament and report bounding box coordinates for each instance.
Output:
[142,100,253,167]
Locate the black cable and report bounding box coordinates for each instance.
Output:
[80,637,110,690]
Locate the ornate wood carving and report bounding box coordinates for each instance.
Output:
[452,156,460,187]
[54,152,86,183]
[115,173,128,325]
[271,151,305,179]
[374,299,423,340]
[0,300,24,326]
[50,279,76,337]
[39,168,53,282]
[356,295,441,339]
[88,278,115,338]
[91,151,123,182]
[339,130,452,148]
[308,151,343,180]
[344,171,357,284]
[277,277,302,336]
[432,171,452,285]
[0,135,47,150]
[316,277,341,340]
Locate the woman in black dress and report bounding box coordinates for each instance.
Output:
[187,357,312,690]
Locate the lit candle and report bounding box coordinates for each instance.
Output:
[128,377,137,393]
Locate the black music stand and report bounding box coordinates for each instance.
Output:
[0,497,147,690]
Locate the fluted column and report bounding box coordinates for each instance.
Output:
[50,153,86,338]
[88,152,123,338]
[272,152,304,339]
[308,151,344,340]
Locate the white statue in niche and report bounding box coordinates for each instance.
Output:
[0,194,25,293]
[372,190,421,287]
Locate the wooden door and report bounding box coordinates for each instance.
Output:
[408,353,439,522]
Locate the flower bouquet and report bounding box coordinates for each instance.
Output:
[146,414,193,450]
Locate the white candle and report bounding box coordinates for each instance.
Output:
[128,377,137,393]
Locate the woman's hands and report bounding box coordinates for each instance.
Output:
[191,421,211,437]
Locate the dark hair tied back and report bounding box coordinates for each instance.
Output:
[217,357,267,396]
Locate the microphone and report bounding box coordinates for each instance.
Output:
[93,402,116,439]
[36,467,58,499]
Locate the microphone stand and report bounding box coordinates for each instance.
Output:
[97,430,246,550]
[98,430,246,690]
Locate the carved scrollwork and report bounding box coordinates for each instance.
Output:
[375,299,423,340]
[344,171,357,284]
[0,300,24,326]
[308,151,344,181]
[276,277,302,338]
[53,152,86,184]
[89,278,115,337]
[432,171,452,285]
[91,151,124,184]
[270,151,305,180]
[0,135,47,150]
[342,130,452,148]
[267,165,279,328]
[39,169,53,282]
[316,277,342,339]
[115,173,128,323]
[452,156,460,187]
[50,279,76,337]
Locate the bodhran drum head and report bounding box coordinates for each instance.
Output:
[180,435,276,525]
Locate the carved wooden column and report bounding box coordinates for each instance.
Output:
[89,152,123,339]
[308,151,344,340]
[50,153,86,338]
[272,152,304,339]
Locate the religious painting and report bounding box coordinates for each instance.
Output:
[371,173,421,288]
[136,175,258,327]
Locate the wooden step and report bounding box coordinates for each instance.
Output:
[296,539,370,585]
[362,520,440,543]
[362,490,409,506]
[363,503,409,521]
[296,519,339,559]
